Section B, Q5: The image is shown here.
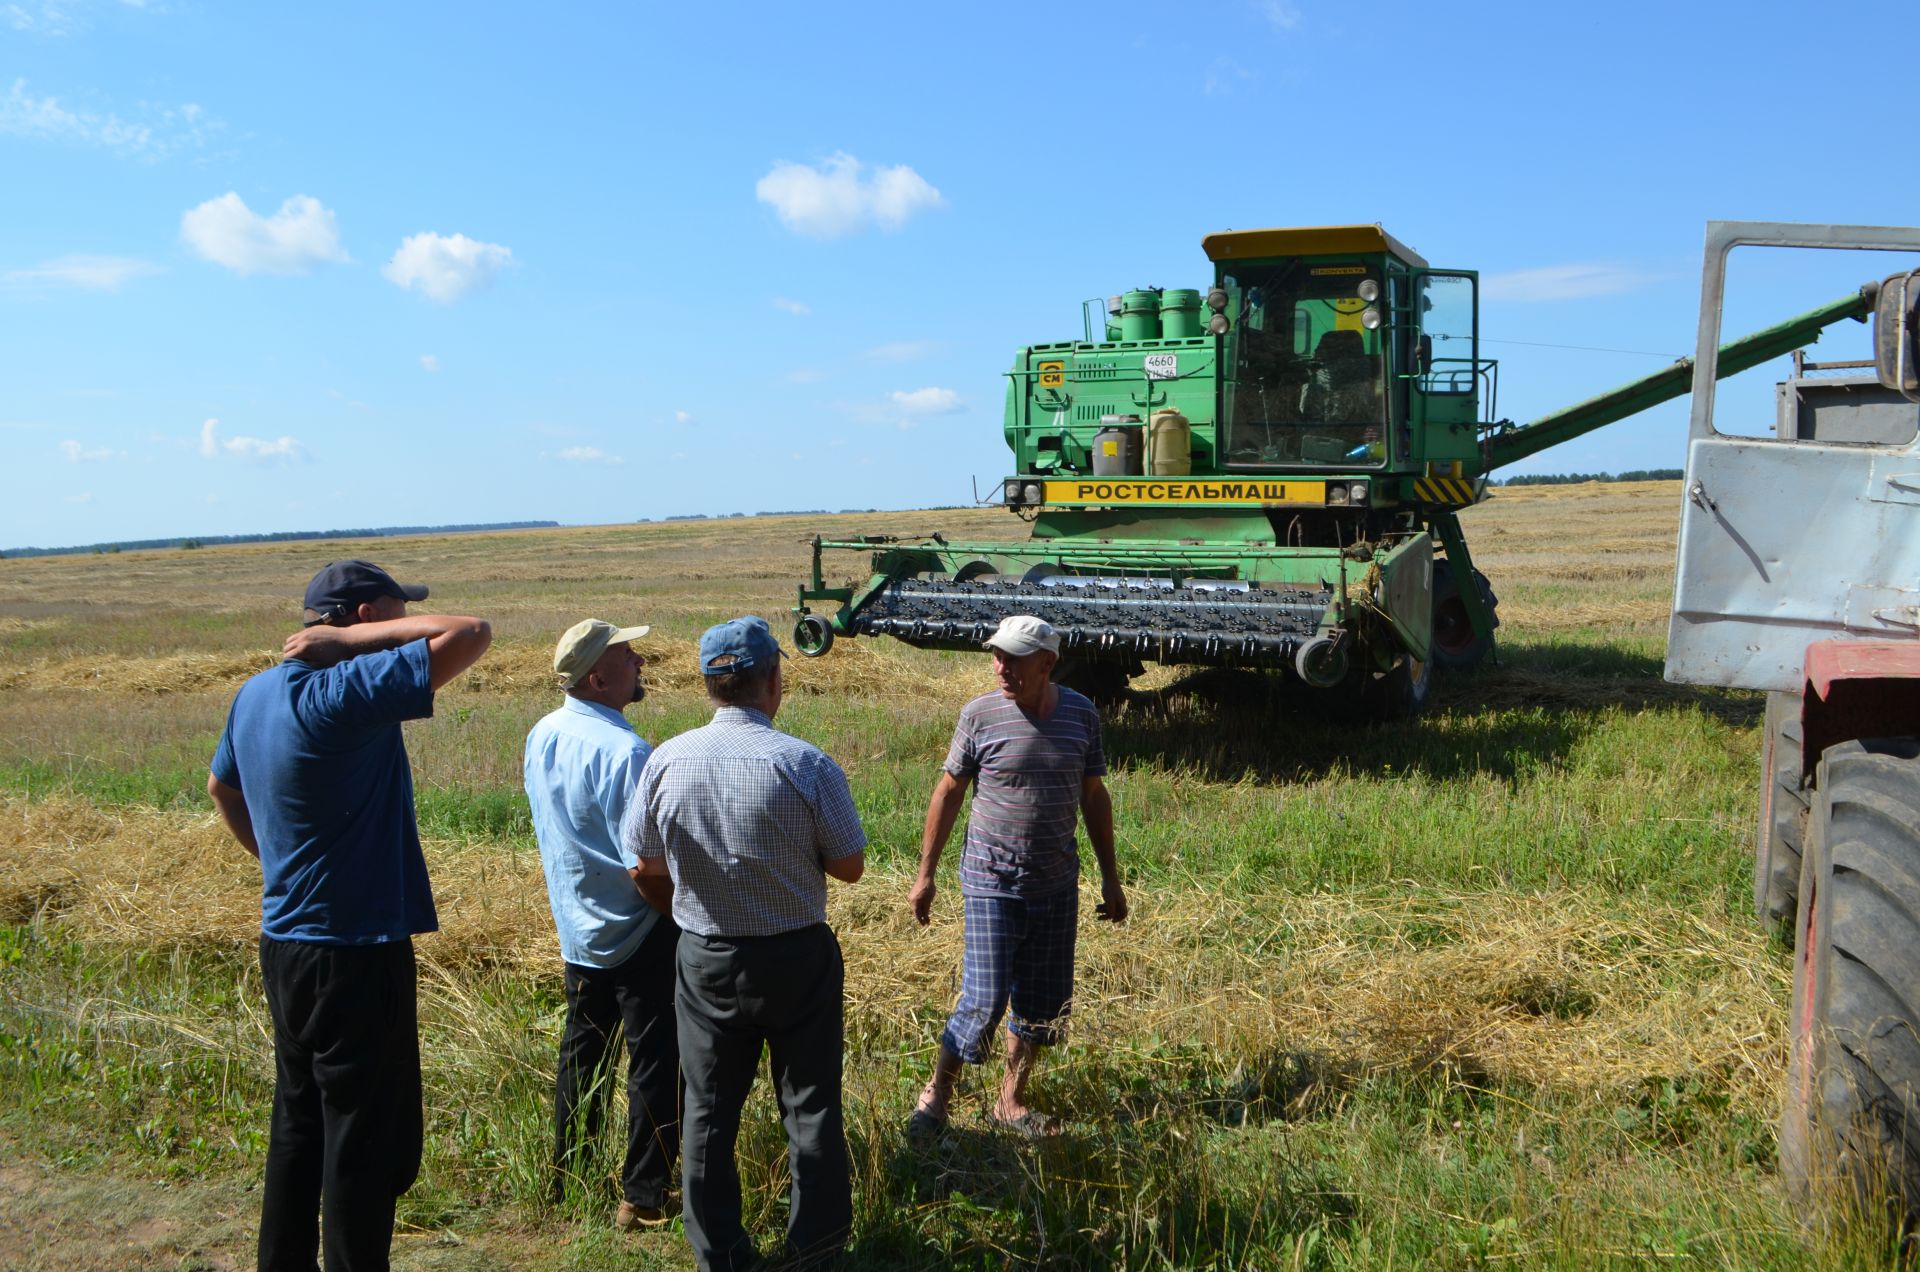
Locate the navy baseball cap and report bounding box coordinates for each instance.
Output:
[698,615,787,675]
[303,559,428,625]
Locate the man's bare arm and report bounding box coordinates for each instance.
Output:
[634,853,674,915]
[207,774,259,859]
[822,849,865,884]
[283,615,493,690]
[909,771,969,924]
[1083,774,1127,922]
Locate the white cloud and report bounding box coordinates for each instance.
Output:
[755,152,944,239]
[1,78,219,159]
[420,354,440,372]
[9,1,150,36]
[674,411,692,425]
[1203,57,1253,97]
[198,417,303,461]
[1257,0,1301,30]
[58,439,116,461]
[889,387,963,415]
[855,386,966,432]
[557,446,623,464]
[181,193,348,276]
[784,368,824,385]
[5,254,160,291]
[862,340,937,363]
[64,491,93,504]
[1481,263,1659,303]
[382,231,512,303]
[771,297,810,316]
[223,434,303,460]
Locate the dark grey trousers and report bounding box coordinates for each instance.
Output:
[676,923,851,1272]
[554,916,680,1209]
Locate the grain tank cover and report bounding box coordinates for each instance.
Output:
[1201,224,1428,268]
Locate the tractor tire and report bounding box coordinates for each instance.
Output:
[1430,558,1498,671]
[1756,690,1809,934]
[1783,737,1920,1226]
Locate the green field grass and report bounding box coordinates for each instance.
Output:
[0,483,1900,1268]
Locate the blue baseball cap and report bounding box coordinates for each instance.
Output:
[303,559,428,625]
[699,615,787,675]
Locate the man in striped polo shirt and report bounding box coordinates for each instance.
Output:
[907,614,1127,1138]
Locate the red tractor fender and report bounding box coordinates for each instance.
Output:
[1800,640,1920,783]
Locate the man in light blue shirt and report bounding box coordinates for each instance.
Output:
[524,617,679,1231]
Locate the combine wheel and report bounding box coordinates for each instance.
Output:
[793,613,835,657]
[1300,648,1432,722]
[1756,690,1809,934]
[1362,650,1432,720]
[1783,737,1920,1225]
[1430,559,1498,670]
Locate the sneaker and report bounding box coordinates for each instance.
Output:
[614,1200,670,1231]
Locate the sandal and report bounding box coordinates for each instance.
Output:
[905,1108,947,1140]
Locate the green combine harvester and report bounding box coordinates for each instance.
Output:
[791,224,1876,712]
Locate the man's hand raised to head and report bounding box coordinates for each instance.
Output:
[282,615,492,690]
[283,625,355,668]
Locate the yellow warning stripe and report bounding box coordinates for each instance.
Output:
[1411,477,1477,505]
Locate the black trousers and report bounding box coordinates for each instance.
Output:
[677,923,851,1272]
[257,936,422,1272]
[554,916,681,1208]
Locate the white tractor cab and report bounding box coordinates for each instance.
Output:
[1666,221,1920,1219]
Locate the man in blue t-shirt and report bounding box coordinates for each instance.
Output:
[207,559,491,1272]
[523,616,679,1232]
[906,615,1127,1141]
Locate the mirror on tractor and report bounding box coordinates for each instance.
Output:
[1874,269,1920,396]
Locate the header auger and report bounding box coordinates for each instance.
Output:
[794,223,1879,714]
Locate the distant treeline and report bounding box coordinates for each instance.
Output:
[636,509,915,522]
[3,521,560,559]
[1500,469,1683,487]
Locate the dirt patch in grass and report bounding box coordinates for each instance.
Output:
[0,1143,599,1271]
[0,1152,251,1271]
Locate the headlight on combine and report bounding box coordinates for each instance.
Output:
[1357,279,1381,303]
[1006,481,1045,507]
[1325,481,1370,507]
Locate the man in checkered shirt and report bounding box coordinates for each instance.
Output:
[623,615,865,1272]
[907,614,1127,1139]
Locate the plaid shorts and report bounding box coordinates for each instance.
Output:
[939,889,1079,1063]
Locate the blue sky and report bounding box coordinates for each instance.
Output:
[5,0,1920,548]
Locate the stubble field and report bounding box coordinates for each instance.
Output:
[0,481,1893,1268]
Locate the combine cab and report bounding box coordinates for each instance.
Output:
[794,224,1877,713]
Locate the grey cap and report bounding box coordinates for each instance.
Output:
[984,614,1061,657]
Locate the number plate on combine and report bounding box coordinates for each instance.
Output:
[1042,479,1327,506]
